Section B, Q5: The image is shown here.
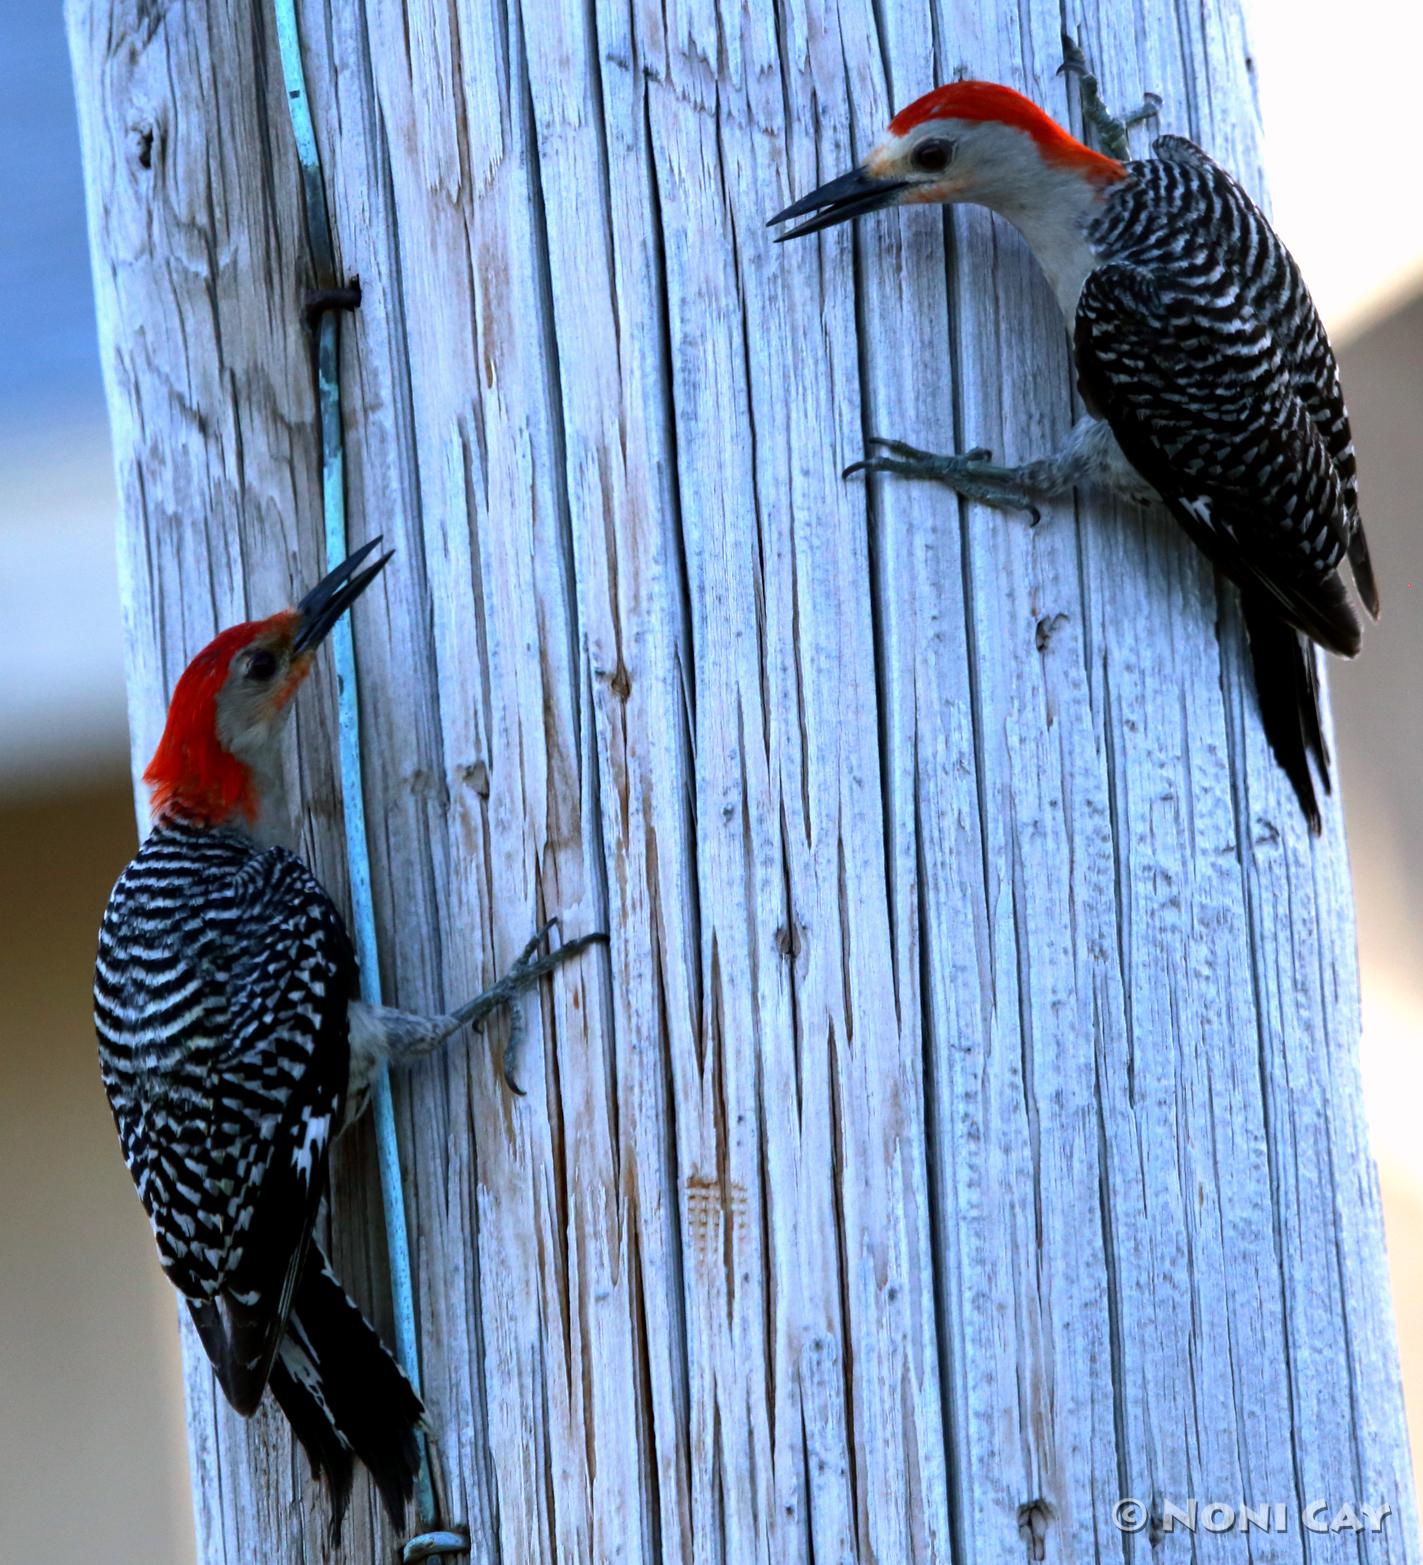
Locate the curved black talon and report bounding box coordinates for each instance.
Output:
[1057,32,1160,159]
[496,928,609,1097]
[501,1014,529,1099]
[1058,31,1089,77]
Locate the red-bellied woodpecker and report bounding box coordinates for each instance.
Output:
[93,541,604,1539]
[769,41,1378,833]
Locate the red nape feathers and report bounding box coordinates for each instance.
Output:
[143,616,289,826]
[889,81,1124,181]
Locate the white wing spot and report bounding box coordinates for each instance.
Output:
[292,1109,329,1182]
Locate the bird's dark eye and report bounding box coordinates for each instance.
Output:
[913,138,954,173]
[246,649,278,682]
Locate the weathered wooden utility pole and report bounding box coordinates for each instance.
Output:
[69,0,1416,1559]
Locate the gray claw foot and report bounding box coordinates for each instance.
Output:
[845,436,1043,523]
[500,1008,529,1098]
[1059,32,1161,160]
[448,921,609,1095]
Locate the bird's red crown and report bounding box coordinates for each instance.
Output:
[143,612,299,826]
[889,80,1124,182]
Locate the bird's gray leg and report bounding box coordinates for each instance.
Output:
[345,922,606,1109]
[1059,33,1161,160]
[845,416,1130,523]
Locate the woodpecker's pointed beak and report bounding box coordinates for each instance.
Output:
[768,166,908,240]
[292,538,393,653]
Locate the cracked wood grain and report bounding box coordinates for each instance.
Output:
[67,0,1415,1560]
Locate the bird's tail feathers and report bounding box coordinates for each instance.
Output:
[266,1246,423,1544]
[1348,524,1380,620]
[1265,564,1361,659]
[1240,589,1330,834]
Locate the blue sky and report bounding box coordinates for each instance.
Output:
[0,8,106,424]
[0,8,127,792]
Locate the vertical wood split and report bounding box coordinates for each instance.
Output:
[67,0,1415,1560]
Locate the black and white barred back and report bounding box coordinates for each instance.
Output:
[95,821,350,1305]
[1075,136,1378,828]
[94,819,421,1537]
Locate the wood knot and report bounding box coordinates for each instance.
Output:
[459,760,491,799]
[1035,612,1068,652]
[1016,1499,1053,1561]
[774,922,802,960]
[127,121,155,172]
[594,660,632,700]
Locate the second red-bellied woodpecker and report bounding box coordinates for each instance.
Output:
[93,541,604,1540]
[769,44,1378,834]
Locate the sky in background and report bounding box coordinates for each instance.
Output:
[1251,1,1423,335]
[0,6,127,793]
[0,9,102,417]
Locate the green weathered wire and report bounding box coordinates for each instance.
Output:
[270,2,462,1554]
